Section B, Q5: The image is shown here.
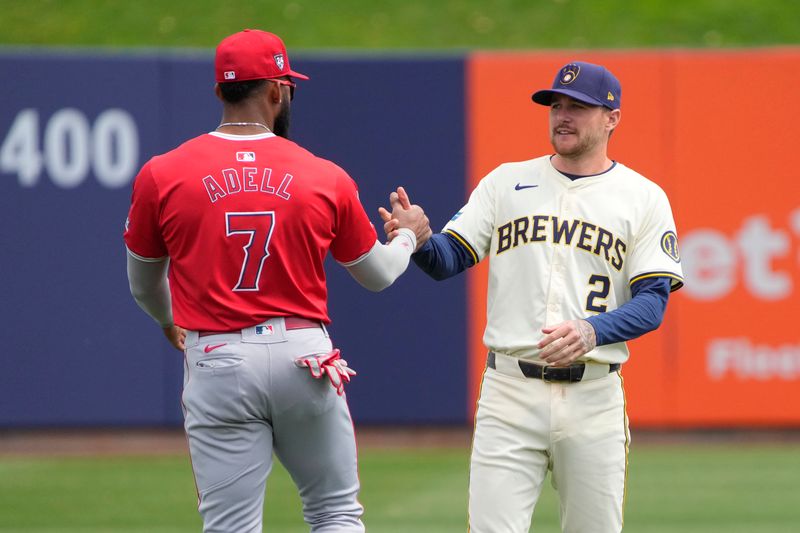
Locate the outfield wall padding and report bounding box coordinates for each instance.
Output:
[1,48,798,427]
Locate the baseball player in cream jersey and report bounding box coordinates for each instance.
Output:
[381,62,683,532]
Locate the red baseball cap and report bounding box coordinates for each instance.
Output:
[215,29,309,83]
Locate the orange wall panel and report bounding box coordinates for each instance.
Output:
[668,50,800,426]
[467,49,800,427]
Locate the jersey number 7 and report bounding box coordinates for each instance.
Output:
[226,211,276,291]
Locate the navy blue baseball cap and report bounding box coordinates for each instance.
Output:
[532,61,621,110]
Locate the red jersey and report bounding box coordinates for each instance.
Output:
[124,132,377,330]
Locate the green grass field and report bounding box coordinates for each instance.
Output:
[1,443,798,532]
[1,0,798,49]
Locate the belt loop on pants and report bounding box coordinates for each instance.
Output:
[487,351,620,383]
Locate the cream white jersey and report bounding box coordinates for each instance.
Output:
[443,155,683,364]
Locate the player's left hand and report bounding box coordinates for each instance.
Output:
[537,319,597,366]
[163,324,186,351]
[295,349,356,396]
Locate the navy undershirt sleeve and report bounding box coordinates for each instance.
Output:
[414,232,671,344]
[412,233,475,280]
[585,277,671,345]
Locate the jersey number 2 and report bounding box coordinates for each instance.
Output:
[586,274,610,313]
[226,211,275,291]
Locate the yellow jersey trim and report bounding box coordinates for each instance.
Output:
[630,272,684,292]
[444,229,479,265]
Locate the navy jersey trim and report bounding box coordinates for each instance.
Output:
[443,229,479,265]
[630,272,683,292]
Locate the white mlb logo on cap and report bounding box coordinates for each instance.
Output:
[224,71,236,80]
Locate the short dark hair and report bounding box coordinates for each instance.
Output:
[218,79,268,104]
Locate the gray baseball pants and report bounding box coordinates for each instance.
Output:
[182,317,365,532]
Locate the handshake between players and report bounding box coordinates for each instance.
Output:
[379,186,432,250]
[378,186,597,368]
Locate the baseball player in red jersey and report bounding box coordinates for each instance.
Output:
[124,29,430,532]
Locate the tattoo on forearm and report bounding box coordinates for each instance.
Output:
[578,320,597,351]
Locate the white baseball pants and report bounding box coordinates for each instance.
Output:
[469,354,629,533]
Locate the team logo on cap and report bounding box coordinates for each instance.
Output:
[273,53,285,71]
[559,64,580,85]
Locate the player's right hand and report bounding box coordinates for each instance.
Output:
[162,324,186,351]
[378,187,432,250]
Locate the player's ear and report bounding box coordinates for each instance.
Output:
[214,83,223,102]
[267,80,282,105]
[606,109,621,132]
